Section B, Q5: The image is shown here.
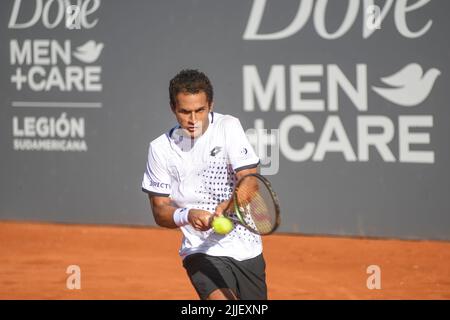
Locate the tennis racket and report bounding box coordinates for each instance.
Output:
[223,173,281,235]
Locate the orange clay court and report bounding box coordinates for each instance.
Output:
[0,221,449,300]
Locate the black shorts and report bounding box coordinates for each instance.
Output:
[182,253,267,300]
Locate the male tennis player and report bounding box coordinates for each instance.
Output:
[141,69,267,300]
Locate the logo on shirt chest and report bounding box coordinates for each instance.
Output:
[210,146,222,157]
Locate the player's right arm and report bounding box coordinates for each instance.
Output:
[149,195,213,231]
[148,195,178,229]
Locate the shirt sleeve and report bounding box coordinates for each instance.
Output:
[141,143,172,196]
[224,117,260,172]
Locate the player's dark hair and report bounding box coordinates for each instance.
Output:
[169,69,213,109]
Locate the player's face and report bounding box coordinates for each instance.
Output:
[172,91,212,138]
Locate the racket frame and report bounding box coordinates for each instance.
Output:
[228,173,281,236]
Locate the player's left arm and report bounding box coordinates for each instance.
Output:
[214,166,258,216]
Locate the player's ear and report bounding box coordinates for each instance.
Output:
[209,102,214,112]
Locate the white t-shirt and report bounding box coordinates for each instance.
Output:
[142,112,262,261]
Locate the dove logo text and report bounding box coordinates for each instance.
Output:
[10,39,102,92]
[243,64,439,111]
[11,39,72,65]
[243,64,436,164]
[244,0,432,40]
[8,0,100,29]
[248,115,434,164]
[244,64,369,112]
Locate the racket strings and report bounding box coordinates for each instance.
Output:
[235,177,277,234]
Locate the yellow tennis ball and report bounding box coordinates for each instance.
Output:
[212,216,234,235]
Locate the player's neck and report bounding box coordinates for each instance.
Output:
[194,121,209,139]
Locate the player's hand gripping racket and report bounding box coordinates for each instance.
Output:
[221,173,281,235]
